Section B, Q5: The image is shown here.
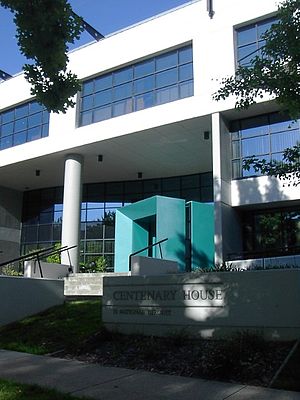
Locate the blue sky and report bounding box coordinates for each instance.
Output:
[0,0,192,75]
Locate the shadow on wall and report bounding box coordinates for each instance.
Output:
[233,175,289,206]
[0,276,64,327]
[103,268,300,341]
[188,269,300,341]
[175,232,212,272]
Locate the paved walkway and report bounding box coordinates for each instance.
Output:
[0,349,300,400]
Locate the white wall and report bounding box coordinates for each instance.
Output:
[0,276,64,327]
[231,176,300,207]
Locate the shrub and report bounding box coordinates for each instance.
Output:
[80,256,107,273]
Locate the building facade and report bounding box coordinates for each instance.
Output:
[0,0,299,271]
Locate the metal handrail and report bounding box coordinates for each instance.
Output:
[0,245,78,278]
[0,245,56,268]
[128,238,168,271]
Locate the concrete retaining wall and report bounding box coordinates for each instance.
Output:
[64,273,130,296]
[103,269,300,340]
[0,276,64,327]
[24,260,70,279]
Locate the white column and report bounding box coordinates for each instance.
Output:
[212,112,223,265]
[61,154,83,272]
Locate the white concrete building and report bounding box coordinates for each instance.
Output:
[0,0,299,272]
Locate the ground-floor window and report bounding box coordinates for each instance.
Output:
[21,172,213,271]
[242,206,300,258]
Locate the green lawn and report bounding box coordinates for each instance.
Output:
[0,379,90,400]
[0,300,101,354]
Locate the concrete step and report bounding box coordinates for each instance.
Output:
[64,272,129,296]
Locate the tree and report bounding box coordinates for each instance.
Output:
[0,0,84,113]
[213,0,300,185]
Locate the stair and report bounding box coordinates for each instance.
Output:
[64,272,129,297]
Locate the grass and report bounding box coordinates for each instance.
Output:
[0,379,90,400]
[0,300,101,355]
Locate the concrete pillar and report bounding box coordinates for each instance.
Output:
[212,112,224,265]
[61,154,83,272]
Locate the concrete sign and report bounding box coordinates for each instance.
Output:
[103,270,300,340]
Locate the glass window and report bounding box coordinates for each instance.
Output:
[179,81,193,98]
[79,45,193,127]
[113,82,132,101]
[237,24,257,46]
[53,210,63,223]
[232,141,240,158]
[257,18,276,38]
[0,101,49,150]
[201,186,213,202]
[80,110,93,126]
[236,17,278,67]
[29,102,43,114]
[94,105,112,123]
[2,110,14,124]
[113,98,132,117]
[104,240,114,253]
[81,95,93,111]
[232,160,241,179]
[87,201,104,209]
[156,51,177,71]
[135,92,154,111]
[14,118,27,132]
[179,46,193,64]
[231,112,300,178]
[94,89,112,107]
[134,59,155,78]
[86,222,103,239]
[53,224,62,241]
[23,225,38,243]
[144,179,161,193]
[13,131,26,146]
[28,113,42,128]
[237,44,258,66]
[27,126,42,141]
[15,104,28,119]
[94,74,112,92]
[241,115,269,137]
[242,136,269,157]
[182,188,200,201]
[134,75,155,95]
[82,80,94,96]
[156,68,178,88]
[86,208,105,222]
[271,131,299,153]
[179,63,193,81]
[124,180,143,193]
[162,177,180,191]
[1,122,14,137]
[1,136,13,149]
[181,174,199,189]
[113,67,133,85]
[156,85,178,105]
[269,114,299,133]
[38,224,53,242]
